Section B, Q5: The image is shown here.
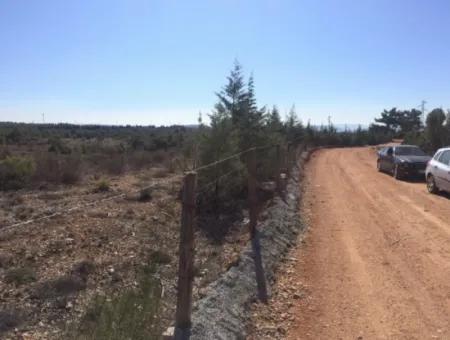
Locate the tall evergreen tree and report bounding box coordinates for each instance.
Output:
[285,105,304,145]
[238,74,266,150]
[305,119,315,144]
[215,60,247,128]
[267,106,282,129]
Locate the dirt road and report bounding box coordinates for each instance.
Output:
[287,147,450,339]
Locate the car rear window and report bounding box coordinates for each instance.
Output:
[438,151,450,165]
[395,146,427,156]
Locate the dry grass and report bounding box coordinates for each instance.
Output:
[152,168,170,178]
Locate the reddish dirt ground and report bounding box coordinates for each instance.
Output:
[287,147,450,339]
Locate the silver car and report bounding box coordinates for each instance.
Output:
[425,147,450,194]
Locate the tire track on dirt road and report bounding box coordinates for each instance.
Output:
[286,147,450,340]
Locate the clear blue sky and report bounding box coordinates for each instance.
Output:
[1,0,450,126]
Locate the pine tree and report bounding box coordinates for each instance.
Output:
[200,102,237,164]
[285,105,304,145]
[215,60,247,128]
[266,106,284,144]
[238,74,266,150]
[305,120,315,145]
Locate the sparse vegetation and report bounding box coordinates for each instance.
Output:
[149,250,171,265]
[0,310,21,334]
[68,265,162,340]
[33,275,86,300]
[0,123,194,191]
[0,156,35,190]
[4,267,37,286]
[94,179,110,193]
[138,188,152,202]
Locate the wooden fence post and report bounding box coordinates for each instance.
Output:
[247,148,257,237]
[286,143,291,177]
[247,148,268,303]
[174,171,197,339]
[275,144,282,194]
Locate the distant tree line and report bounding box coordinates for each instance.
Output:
[0,122,194,152]
[0,123,197,190]
[370,107,450,153]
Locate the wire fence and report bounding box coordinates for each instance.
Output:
[0,179,170,233]
[173,142,306,338]
[0,143,298,234]
[0,141,305,339]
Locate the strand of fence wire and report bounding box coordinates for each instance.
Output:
[192,144,276,173]
[195,167,243,196]
[0,143,281,233]
[0,176,177,233]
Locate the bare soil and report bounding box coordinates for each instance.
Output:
[0,167,247,339]
[249,147,450,340]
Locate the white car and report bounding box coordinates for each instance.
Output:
[425,147,450,194]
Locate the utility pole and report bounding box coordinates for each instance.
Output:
[419,100,427,125]
[42,113,45,124]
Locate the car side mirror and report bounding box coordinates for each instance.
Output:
[387,149,393,156]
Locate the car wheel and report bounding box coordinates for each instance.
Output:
[427,175,438,194]
[377,160,382,172]
[393,165,402,180]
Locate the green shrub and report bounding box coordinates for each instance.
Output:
[69,274,162,340]
[127,151,153,171]
[138,188,152,202]
[94,179,110,193]
[33,275,86,299]
[0,310,21,334]
[60,154,82,184]
[48,136,71,154]
[151,151,167,164]
[33,153,82,185]
[148,250,171,265]
[100,155,125,175]
[4,267,36,286]
[0,146,11,160]
[0,156,35,190]
[33,153,60,183]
